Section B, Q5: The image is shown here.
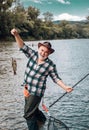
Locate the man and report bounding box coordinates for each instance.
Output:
[11,28,73,130]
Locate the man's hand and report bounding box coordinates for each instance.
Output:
[11,28,24,48]
[23,85,30,97]
[11,28,18,36]
[65,86,73,93]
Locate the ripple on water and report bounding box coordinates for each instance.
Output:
[0,40,89,130]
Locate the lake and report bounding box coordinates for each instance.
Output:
[0,39,89,130]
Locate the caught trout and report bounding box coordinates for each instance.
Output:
[12,58,17,75]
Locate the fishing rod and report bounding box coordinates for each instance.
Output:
[49,73,89,108]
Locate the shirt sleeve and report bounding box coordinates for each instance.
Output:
[20,43,35,58]
[49,64,62,83]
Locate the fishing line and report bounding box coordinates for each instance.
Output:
[41,73,89,129]
[49,73,89,108]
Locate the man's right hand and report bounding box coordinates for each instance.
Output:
[11,28,24,48]
[11,28,18,36]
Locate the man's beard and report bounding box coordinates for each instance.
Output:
[38,53,47,61]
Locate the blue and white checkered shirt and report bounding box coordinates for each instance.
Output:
[20,44,61,97]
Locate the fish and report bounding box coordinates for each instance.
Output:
[12,58,17,75]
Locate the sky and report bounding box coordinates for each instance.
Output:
[20,0,89,21]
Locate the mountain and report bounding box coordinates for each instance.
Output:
[53,20,88,24]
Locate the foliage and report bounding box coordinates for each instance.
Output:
[0,0,89,41]
[0,0,15,39]
[43,11,53,22]
[27,6,40,21]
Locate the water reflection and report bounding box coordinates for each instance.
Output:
[0,40,89,130]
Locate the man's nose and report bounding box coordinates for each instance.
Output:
[42,51,45,55]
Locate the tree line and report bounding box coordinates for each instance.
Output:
[0,0,89,41]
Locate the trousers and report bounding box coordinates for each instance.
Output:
[23,95,46,130]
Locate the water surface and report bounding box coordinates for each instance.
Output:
[0,39,89,130]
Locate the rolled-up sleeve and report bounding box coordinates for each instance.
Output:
[49,64,62,83]
[20,43,35,58]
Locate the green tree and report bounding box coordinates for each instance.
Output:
[86,16,89,21]
[12,3,27,26]
[59,20,69,38]
[27,6,40,21]
[43,11,53,22]
[0,0,15,39]
[0,0,15,12]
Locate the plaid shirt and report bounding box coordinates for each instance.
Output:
[20,44,61,97]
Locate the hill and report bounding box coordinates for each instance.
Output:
[53,20,88,25]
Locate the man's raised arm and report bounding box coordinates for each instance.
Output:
[11,28,24,48]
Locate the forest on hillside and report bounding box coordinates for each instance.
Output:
[0,0,89,41]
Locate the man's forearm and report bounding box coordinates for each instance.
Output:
[57,79,73,92]
[14,34,24,48]
[11,28,24,48]
[57,80,67,91]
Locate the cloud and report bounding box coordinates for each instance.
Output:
[57,0,70,4]
[33,0,42,3]
[25,0,51,4]
[53,13,86,21]
[31,0,70,4]
[21,0,42,3]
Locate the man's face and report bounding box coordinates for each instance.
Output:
[38,46,50,61]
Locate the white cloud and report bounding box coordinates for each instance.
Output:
[33,0,42,3]
[21,0,42,3]
[53,13,86,21]
[27,0,51,4]
[57,0,70,4]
